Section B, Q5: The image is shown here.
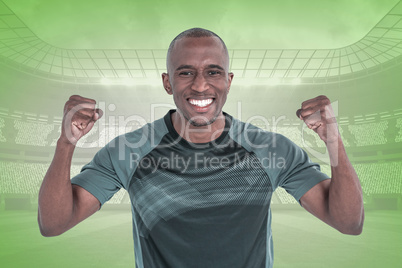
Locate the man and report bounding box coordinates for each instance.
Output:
[38,28,364,268]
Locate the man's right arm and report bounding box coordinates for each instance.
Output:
[38,95,103,237]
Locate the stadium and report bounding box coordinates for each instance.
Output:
[0,0,401,267]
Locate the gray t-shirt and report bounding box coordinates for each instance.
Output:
[72,110,329,268]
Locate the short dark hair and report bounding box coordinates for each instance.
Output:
[167,28,229,64]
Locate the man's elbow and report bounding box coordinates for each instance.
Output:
[339,223,363,235]
[337,213,365,235]
[38,215,67,237]
[39,226,63,237]
[38,222,65,237]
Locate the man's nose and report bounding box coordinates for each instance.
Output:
[191,73,209,92]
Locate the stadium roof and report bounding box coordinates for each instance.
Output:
[0,0,402,84]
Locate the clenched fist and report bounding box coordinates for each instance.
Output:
[296,95,339,144]
[60,95,103,146]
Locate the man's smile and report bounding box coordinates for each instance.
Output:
[188,98,214,107]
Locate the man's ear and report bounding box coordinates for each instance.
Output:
[227,72,234,93]
[162,73,172,95]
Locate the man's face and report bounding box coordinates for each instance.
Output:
[163,36,233,127]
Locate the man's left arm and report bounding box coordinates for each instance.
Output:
[297,95,364,235]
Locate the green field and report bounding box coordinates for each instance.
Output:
[1,208,400,267]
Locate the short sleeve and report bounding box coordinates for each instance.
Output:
[71,145,124,206]
[275,135,330,203]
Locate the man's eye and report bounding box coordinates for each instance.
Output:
[179,71,192,76]
[208,70,221,75]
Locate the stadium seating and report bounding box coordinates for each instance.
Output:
[0,161,52,195]
[354,162,402,195]
[396,118,402,142]
[0,110,401,206]
[14,119,54,147]
[348,121,388,146]
[0,161,127,204]
[1,113,401,148]
[0,117,6,142]
[274,161,402,204]
[0,160,400,204]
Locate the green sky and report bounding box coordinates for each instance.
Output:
[4,0,399,49]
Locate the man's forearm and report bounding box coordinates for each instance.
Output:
[326,137,364,234]
[38,139,76,236]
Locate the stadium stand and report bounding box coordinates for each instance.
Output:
[275,161,402,204]
[1,111,401,205]
[396,117,402,142]
[348,121,388,146]
[0,161,127,204]
[0,161,53,195]
[14,119,54,146]
[355,161,402,195]
[0,117,6,142]
[1,159,399,205]
[1,110,401,158]
[2,113,400,148]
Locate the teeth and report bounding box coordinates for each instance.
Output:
[189,99,213,107]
